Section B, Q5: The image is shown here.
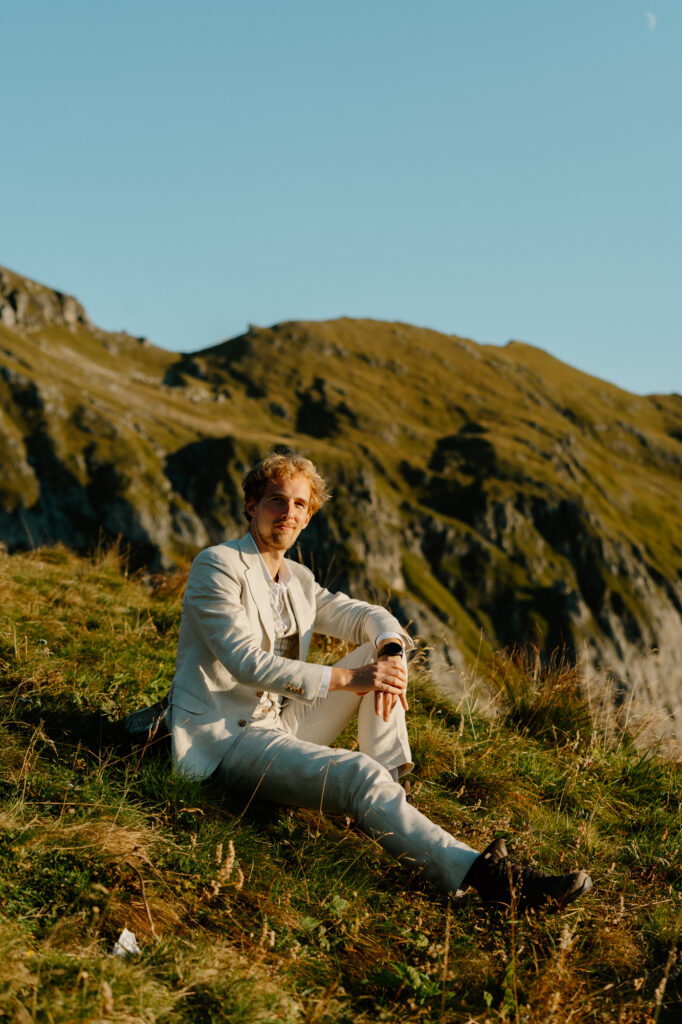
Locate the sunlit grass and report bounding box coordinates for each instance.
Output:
[0,545,680,1022]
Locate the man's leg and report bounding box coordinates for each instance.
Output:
[218,727,593,910]
[217,724,479,892]
[280,642,413,776]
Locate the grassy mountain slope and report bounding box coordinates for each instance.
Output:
[2,266,682,737]
[0,545,680,1023]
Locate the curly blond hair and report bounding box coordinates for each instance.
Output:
[242,452,331,521]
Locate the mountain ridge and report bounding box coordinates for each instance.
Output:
[1,265,681,748]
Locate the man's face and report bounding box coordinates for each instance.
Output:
[247,473,312,553]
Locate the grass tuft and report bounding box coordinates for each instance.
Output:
[484,644,594,744]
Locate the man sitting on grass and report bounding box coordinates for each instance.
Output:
[166,451,592,911]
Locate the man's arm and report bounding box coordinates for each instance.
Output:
[311,582,411,721]
[312,583,413,652]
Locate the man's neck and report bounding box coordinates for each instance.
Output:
[249,531,285,581]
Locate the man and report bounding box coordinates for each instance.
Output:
[168,451,592,910]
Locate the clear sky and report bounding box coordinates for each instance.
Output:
[3,1,680,395]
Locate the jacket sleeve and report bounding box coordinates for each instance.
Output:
[183,549,324,703]
[311,581,414,651]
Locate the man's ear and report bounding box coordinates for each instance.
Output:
[245,498,255,520]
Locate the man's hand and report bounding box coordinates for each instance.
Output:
[329,656,408,723]
[375,651,407,722]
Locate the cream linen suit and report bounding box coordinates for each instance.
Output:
[170,534,479,893]
[170,534,413,780]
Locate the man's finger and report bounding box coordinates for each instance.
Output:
[375,681,405,695]
[376,665,407,688]
[373,686,408,718]
[375,690,393,720]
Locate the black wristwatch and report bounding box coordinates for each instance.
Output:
[378,641,404,658]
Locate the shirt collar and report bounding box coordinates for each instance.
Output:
[244,531,291,586]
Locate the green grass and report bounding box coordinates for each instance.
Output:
[0,545,680,1022]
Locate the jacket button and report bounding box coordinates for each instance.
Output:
[238,719,247,727]
[256,690,264,697]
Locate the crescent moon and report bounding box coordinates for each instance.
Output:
[646,11,657,31]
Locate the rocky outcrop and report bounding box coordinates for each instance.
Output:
[0,266,91,332]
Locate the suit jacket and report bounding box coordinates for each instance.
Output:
[170,534,410,779]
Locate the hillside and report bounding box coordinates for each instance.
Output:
[0,545,680,1022]
[2,265,682,742]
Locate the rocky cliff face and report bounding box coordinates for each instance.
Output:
[0,267,91,331]
[2,266,682,746]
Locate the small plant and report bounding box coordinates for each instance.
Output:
[484,644,594,744]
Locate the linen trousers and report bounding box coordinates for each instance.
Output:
[216,642,480,893]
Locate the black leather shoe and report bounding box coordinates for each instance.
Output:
[463,838,593,912]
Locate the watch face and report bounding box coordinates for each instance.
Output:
[379,642,404,658]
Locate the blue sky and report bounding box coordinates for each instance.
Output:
[3,1,680,394]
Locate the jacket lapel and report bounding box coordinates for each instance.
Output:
[237,535,276,648]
